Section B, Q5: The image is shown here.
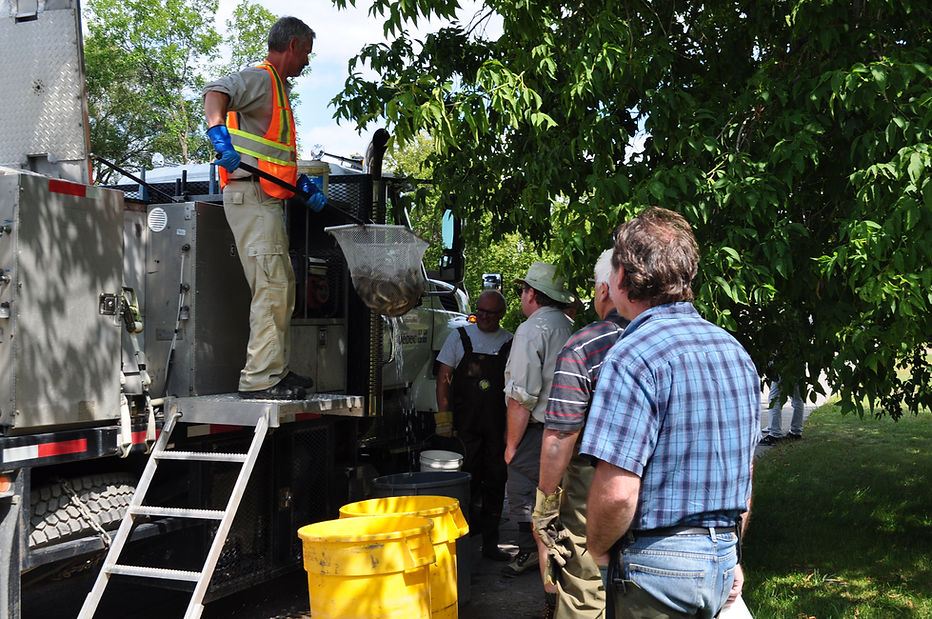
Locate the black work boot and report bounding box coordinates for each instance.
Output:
[283,371,314,389]
[482,534,513,561]
[239,379,306,400]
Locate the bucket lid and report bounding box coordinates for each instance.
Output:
[420,450,463,461]
[339,496,468,542]
[298,159,330,175]
[373,471,473,490]
[298,514,432,543]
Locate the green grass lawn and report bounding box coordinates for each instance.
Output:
[744,404,932,618]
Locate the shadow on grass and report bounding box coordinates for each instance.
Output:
[744,406,932,618]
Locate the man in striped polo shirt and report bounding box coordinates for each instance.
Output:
[581,208,759,618]
[533,249,629,618]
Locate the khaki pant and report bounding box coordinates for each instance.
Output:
[222,180,295,391]
[556,457,605,618]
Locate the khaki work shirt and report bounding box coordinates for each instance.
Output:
[503,305,574,423]
[203,65,293,175]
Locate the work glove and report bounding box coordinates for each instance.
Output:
[206,125,241,173]
[533,487,572,567]
[433,410,454,438]
[297,174,327,213]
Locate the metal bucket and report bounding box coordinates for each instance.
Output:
[420,449,464,472]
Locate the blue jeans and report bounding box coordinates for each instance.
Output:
[608,531,738,618]
[766,378,805,437]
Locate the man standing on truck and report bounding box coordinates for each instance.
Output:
[203,16,326,400]
[503,262,575,586]
[435,289,514,561]
[582,208,758,618]
[534,249,628,618]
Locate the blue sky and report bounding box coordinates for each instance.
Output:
[216,0,500,160]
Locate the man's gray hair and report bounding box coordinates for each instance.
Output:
[593,249,613,284]
[268,16,315,52]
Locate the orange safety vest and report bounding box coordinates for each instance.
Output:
[218,61,297,199]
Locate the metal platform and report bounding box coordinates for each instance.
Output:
[164,393,365,427]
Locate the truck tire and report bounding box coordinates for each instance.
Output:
[29,474,136,549]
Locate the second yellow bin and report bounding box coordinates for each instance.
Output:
[340,495,469,619]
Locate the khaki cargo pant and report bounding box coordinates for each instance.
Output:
[556,457,605,618]
[222,180,295,391]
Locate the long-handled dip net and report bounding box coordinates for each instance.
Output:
[326,224,430,317]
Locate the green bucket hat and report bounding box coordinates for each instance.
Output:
[514,262,576,304]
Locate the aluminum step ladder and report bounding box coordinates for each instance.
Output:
[77,408,269,619]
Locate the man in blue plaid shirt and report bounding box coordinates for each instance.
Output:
[580,207,760,619]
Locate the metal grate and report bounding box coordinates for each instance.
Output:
[327,174,371,223]
[208,435,270,589]
[106,172,369,213]
[288,423,333,560]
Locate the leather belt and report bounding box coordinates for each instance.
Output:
[631,525,737,538]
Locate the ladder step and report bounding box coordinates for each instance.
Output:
[107,564,201,582]
[153,450,248,463]
[131,505,226,520]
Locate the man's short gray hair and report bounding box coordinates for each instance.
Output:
[593,249,613,284]
[268,16,315,52]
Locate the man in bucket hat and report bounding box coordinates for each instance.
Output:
[501,263,575,608]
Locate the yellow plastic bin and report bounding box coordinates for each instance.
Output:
[298,514,436,619]
[340,495,469,619]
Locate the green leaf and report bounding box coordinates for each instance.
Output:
[714,276,733,300]
[907,151,924,183]
[870,65,888,90]
[649,181,666,200]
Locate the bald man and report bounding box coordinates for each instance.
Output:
[436,290,514,560]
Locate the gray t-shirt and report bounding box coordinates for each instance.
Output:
[436,323,513,369]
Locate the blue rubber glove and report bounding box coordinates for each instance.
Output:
[297,174,327,213]
[206,125,241,173]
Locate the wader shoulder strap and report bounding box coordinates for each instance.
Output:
[457,327,473,356]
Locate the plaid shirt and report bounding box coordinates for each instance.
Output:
[579,303,760,529]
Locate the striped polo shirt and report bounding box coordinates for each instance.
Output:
[545,309,629,433]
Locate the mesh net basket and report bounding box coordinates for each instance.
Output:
[325,224,429,317]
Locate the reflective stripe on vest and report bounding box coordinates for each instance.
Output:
[218,61,297,199]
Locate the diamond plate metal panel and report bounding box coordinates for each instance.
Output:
[0,1,90,183]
